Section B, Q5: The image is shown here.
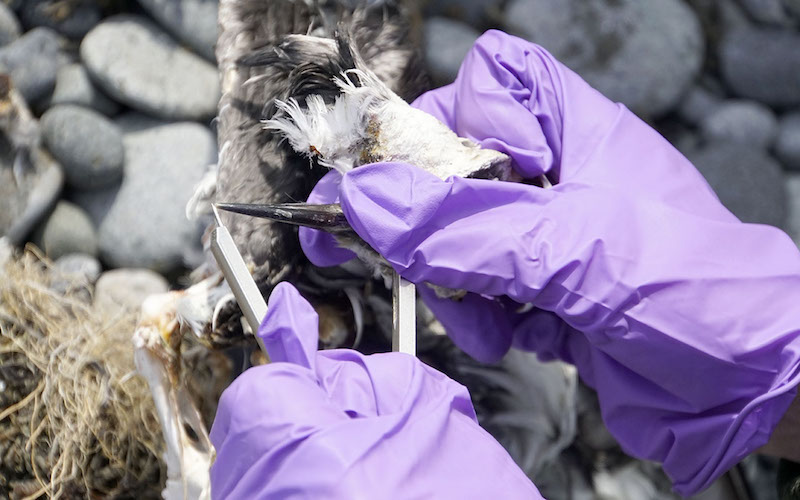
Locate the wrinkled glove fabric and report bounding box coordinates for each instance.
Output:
[301,30,800,496]
[210,282,542,499]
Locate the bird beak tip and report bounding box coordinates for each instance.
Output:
[214,202,350,232]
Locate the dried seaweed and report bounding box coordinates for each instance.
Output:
[0,247,164,499]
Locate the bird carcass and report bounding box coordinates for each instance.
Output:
[132,1,433,498]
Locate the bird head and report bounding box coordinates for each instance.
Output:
[229,31,517,298]
[264,65,515,181]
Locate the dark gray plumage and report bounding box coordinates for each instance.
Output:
[206,0,430,346]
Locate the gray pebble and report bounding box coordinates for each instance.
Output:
[96,119,215,273]
[114,111,165,134]
[720,27,800,107]
[503,0,703,117]
[676,84,722,126]
[785,0,800,20]
[657,121,700,157]
[699,100,778,150]
[738,0,793,25]
[424,17,480,85]
[55,253,102,283]
[50,64,119,116]
[32,200,98,259]
[0,27,71,104]
[93,268,169,314]
[81,15,219,121]
[137,0,218,61]
[424,0,500,26]
[687,142,787,228]
[685,0,725,31]
[41,105,124,190]
[775,112,800,170]
[672,131,702,158]
[0,2,20,46]
[68,180,120,229]
[1,151,63,245]
[51,252,102,297]
[19,0,101,39]
[717,0,753,33]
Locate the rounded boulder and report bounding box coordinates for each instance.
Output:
[80,15,219,121]
[41,105,124,189]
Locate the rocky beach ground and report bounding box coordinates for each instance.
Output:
[1,0,799,498]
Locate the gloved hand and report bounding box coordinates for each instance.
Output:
[209,282,542,499]
[300,30,800,496]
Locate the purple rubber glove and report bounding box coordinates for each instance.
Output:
[209,282,541,499]
[300,30,800,495]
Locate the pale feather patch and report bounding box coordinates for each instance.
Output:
[263,69,392,174]
[175,277,231,338]
[185,165,218,221]
[333,68,398,103]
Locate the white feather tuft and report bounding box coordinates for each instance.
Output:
[263,69,396,174]
[185,164,219,221]
[333,68,396,101]
[176,277,232,338]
